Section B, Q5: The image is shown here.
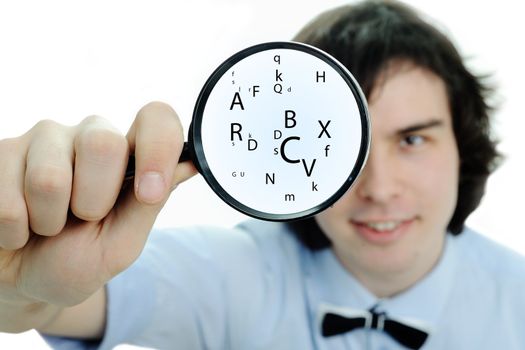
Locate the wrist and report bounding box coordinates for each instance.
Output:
[0,298,62,333]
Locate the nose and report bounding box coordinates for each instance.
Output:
[355,145,402,204]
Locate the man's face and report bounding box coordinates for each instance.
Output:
[315,61,459,290]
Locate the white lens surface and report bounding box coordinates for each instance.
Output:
[197,43,367,219]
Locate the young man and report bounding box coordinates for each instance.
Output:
[1,1,524,349]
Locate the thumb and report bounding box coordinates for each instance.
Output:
[99,102,196,273]
[102,162,197,274]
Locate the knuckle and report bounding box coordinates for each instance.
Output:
[1,233,28,250]
[33,119,62,132]
[0,137,19,152]
[0,204,25,226]
[81,114,107,125]
[34,224,63,238]
[71,204,106,222]
[24,120,70,148]
[29,212,67,237]
[0,204,28,250]
[77,128,128,162]
[27,165,71,195]
[138,101,176,119]
[136,102,181,130]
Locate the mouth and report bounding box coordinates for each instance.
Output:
[351,218,416,244]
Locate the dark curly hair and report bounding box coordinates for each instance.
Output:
[287,0,502,250]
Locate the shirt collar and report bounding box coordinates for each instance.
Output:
[305,233,459,334]
[380,234,459,328]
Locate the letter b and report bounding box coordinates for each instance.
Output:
[285,110,296,128]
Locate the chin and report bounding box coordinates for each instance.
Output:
[335,223,422,271]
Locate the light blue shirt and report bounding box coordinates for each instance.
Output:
[44,220,525,349]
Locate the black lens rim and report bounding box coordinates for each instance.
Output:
[190,41,370,221]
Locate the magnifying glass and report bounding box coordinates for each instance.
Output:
[126,41,370,221]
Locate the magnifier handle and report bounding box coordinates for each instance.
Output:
[124,141,192,180]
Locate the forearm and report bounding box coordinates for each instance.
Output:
[0,286,105,342]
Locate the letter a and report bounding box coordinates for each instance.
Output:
[230,92,244,110]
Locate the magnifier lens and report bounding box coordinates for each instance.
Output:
[191,42,369,221]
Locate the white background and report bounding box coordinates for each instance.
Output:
[0,0,523,348]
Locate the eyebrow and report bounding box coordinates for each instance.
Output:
[396,119,444,135]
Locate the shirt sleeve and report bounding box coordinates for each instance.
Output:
[43,224,269,350]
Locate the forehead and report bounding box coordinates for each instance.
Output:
[367,61,451,129]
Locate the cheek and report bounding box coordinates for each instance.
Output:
[414,148,459,222]
[314,188,359,240]
[315,197,347,230]
[315,204,345,229]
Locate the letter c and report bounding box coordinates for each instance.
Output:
[280,136,301,164]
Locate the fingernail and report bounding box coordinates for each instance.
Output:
[138,172,166,204]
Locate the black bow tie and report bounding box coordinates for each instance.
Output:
[321,308,429,350]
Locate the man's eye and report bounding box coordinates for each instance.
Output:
[400,134,425,147]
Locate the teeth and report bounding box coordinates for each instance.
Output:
[365,221,401,232]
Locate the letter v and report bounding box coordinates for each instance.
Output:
[302,159,316,177]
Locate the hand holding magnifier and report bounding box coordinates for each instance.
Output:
[126,42,370,221]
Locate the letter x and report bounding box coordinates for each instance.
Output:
[318,120,331,138]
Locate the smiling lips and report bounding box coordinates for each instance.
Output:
[351,218,416,244]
